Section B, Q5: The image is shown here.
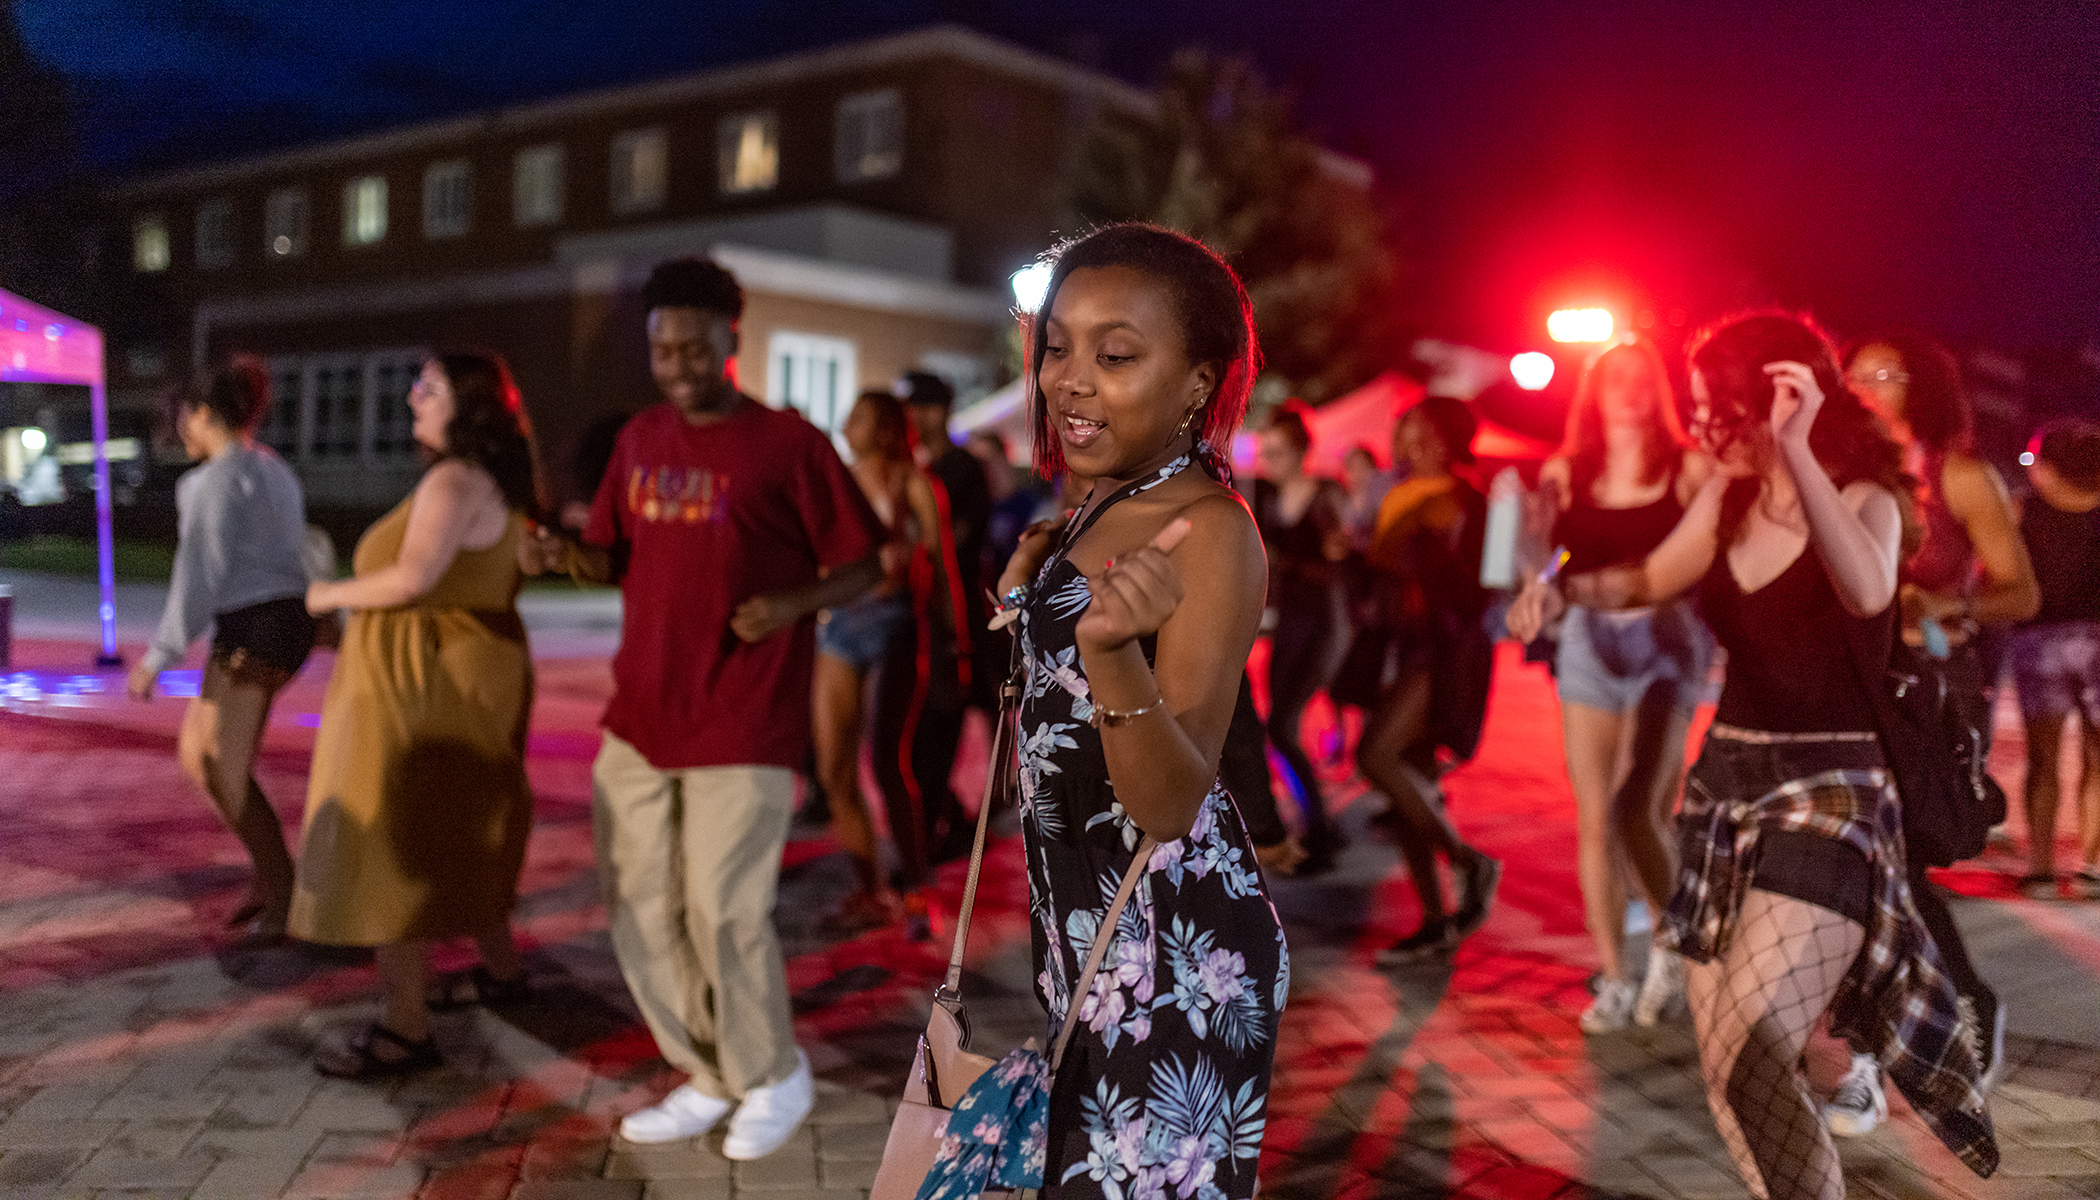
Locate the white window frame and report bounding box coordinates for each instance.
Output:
[835,89,904,183]
[764,331,857,440]
[343,175,388,246]
[512,143,564,227]
[265,187,308,259]
[717,110,779,195]
[422,159,472,239]
[132,214,169,272]
[194,198,235,269]
[610,127,667,214]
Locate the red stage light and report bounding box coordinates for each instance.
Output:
[1510,351,1555,390]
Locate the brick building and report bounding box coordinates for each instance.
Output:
[110,26,1149,518]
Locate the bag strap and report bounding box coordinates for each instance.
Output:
[939,672,1021,1004]
[1050,837,1156,1074]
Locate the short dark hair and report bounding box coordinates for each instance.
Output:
[1842,329,1970,454]
[1264,403,1311,455]
[851,390,911,461]
[2031,418,2100,492]
[900,370,955,412]
[433,351,541,519]
[1408,395,1477,466]
[180,353,271,433]
[641,258,743,319]
[1027,223,1259,479]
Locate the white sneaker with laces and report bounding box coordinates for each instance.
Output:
[1824,1053,1887,1137]
[723,1048,814,1161]
[619,1083,731,1144]
[1634,951,1684,1027]
[1580,978,1638,1034]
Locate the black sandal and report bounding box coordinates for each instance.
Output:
[426,964,533,1010]
[313,1022,442,1079]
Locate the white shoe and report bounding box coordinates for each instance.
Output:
[620,1083,731,1144]
[1634,951,1684,1027]
[1824,1053,1887,1137]
[723,1048,814,1161]
[1580,978,1638,1034]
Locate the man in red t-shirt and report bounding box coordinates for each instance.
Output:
[551,259,881,1160]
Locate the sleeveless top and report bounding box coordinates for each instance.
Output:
[1698,546,1890,733]
[2022,500,2100,625]
[1905,449,1977,596]
[1252,477,1345,610]
[1554,468,1684,575]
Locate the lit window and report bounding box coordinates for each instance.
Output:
[343,175,388,246]
[266,188,308,258]
[513,143,564,227]
[718,111,778,194]
[765,331,857,436]
[610,128,667,213]
[195,199,235,269]
[133,215,169,272]
[835,90,903,182]
[422,159,471,238]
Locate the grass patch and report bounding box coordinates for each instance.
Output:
[0,535,178,582]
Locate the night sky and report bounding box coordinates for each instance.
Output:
[15,0,2100,352]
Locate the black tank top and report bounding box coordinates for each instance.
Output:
[1253,478,1345,609]
[1698,548,1890,733]
[2022,501,2100,625]
[1554,473,1684,575]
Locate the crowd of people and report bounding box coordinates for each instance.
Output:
[122,224,2100,1198]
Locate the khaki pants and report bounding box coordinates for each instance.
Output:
[592,731,798,1099]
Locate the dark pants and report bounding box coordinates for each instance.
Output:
[871,614,970,888]
[1266,592,1350,844]
[1221,674,1289,848]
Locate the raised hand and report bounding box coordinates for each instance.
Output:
[1075,517,1192,655]
[1765,360,1824,449]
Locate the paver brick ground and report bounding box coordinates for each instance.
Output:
[4,625,2099,1198]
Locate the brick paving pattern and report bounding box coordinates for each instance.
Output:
[3,619,2098,1199]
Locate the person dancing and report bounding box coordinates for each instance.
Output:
[1520,336,1712,1031]
[1359,396,1502,961]
[128,356,315,944]
[1511,312,1995,1198]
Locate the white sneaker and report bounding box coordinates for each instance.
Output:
[1580,978,1638,1034]
[723,1048,814,1161]
[619,1083,731,1144]
[1634,951,1684,1027]
[1824,1053,1887,1137]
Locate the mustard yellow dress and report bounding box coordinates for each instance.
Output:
[289,498,535,945]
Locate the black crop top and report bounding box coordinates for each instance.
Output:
[1553,475,1684,576]
[1697,548,1891,733]
[2021,501,2100,626]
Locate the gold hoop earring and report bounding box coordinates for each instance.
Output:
[1173,404,1200,439]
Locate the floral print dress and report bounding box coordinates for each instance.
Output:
[1017,457,1288,1200]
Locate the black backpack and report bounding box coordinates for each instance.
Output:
[1848,623,2007,868]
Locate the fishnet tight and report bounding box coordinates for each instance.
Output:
[1683,888,1867,1200]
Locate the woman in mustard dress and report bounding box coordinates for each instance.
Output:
[292,351,540,1077]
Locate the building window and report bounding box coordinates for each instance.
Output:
[835,89,904,182]
[368,358,420,457]
[717,111,778,194]
[195,199,235,269]
[132,214,169,272]
[765,331,856,436]
[261,361,304,455]
[610,128,667,213]
[513,143,564,227]
[343,175,388,246]
[266,187,308,258]
[422,159,471,239]
[265,351,425,463]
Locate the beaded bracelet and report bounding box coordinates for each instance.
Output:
[987,583,1031,631]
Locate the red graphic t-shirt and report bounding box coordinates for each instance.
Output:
[586,400,882,770]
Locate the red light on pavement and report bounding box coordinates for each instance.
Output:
[1510,351,1555,390]
[1547,308,1614,343]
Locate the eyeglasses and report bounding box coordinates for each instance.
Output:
[1848,367,1910,388]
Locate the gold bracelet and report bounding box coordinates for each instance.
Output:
[1091,694,1165,728]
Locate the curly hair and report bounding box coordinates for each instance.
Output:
[1687,312,1914,548]
[432,351,541,519]
[641,257,744,319]
[1405,395,1478,468]
[1841,329,1970,455]
[172,353,271,435]
[1026,223,1260,480]
[2030,418,2100,493]
[1558,336,1685,496]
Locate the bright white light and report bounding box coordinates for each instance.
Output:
[19,427,47,454]
[1547,308,1615,343]
[2020,451,2036,466]
[1010,262,1053,313]
[1510,352,1556,391]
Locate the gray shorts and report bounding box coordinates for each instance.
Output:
[1555,600,1711,716]
[2009,620,2100,726]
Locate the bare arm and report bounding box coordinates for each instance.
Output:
[1768,361,1901,617]
[1916,454,2039,625]
[307,462,499,613]
[729,553,882,643]
[1077,491,1266,841]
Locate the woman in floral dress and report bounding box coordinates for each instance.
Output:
[995,224,1286,1199]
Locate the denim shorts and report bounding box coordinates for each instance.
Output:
[817,590,910,671]
[1554,599,1712,716]
[2008,620,2100,726]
